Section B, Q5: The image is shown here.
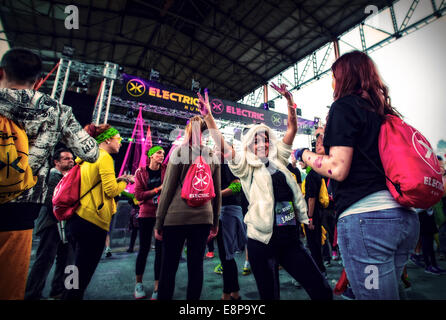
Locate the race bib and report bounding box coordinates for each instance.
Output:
[275,201,296,226]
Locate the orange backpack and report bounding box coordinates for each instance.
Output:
[0,116,37,203]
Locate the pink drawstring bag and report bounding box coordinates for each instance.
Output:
[181,156,215,207]
[377,115,444,208]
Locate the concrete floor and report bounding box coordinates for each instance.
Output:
[30,236,446,300]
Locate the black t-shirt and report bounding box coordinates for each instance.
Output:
[267,162,295,202]
[304,169,322,223]
[147,167,162,205]
[323,94,387,217]
[221,164,241,206]
[286,163,302,184]
[265,162,298,232]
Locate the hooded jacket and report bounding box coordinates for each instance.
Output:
[0,89,99,230]
[228,124,308,244]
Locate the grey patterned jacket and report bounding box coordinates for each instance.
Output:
[0,88,99,204]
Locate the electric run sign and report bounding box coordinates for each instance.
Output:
[121,74,316,134]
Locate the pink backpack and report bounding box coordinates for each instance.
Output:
[53,163,100,221]
[181,156,215,207]
[373,115,443,209]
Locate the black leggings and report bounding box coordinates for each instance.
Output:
[216,220,240,294]
[63,214,107,300]
[247,226,332,300]
[158,224,210,300]
[304,214,326,273]
[135,217,162,279]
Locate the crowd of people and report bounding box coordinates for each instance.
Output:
[0,47,445,301]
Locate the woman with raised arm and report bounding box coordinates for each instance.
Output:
[294,50,419,299]
[197,87,333,300]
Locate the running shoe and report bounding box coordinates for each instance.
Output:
[291,279,302,289]
[214,264,223,275]
[242,266,251,276]
[105,247,112,258]
[134,283,146,299]
[432,266,446,274]
[205,251,214,259]
[150,291,158,300]
[424,265,441,275]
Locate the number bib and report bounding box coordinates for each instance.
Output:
[275,201,296,226]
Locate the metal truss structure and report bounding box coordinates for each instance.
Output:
[240,0,446,106]
[50,57,119,124]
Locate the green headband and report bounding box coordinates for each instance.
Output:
[95,127,120,144]
[148,145,164,157]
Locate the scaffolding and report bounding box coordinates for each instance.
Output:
[50,58,119,124]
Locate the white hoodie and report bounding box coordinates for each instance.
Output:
[228,124,308,244]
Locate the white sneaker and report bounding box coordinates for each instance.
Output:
[134,283,146,299]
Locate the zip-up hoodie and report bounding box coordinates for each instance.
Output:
[0,89,99,230]
[228,124,308,244]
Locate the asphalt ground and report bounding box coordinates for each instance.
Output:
[30,236,446,301]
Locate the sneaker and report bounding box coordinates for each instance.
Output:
[291,279,302,288]
[242,266,251,276]
[409,254,425,268]
[424,265,441,275]
[432,266,446,274]
[150,291,158,300]
[214,264,223,275]
[134,283,146,299]
[205,251,214,259]
[341,287,356,300]
[105,251,112,258]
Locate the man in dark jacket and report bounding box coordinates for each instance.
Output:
[25,148,74,300]
[0,48,99,300]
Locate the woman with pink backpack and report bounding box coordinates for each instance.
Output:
[154,116,221,300]
[294,51,421,299]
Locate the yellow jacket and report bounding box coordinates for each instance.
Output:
[75,148,127,231]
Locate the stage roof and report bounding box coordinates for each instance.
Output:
[1,0,392,101]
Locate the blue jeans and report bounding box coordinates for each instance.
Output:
[337,207,419,300]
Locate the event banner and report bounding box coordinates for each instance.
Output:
[121,74,315,134]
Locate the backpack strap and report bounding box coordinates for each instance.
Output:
[77,161,102,201]
[356,147,402,196]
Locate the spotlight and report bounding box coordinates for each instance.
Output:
[150,69,160,81]
[191,79,200,93]
[62,45,75,58]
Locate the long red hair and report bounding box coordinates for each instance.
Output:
[331,51,400,117]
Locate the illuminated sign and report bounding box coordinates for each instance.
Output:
[120,74,315,133]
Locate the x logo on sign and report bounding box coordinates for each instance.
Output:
[212,102,222,112]
[129,82,144,94]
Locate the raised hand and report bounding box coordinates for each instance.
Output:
[270,82,294,106]
[197,88,211,117]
